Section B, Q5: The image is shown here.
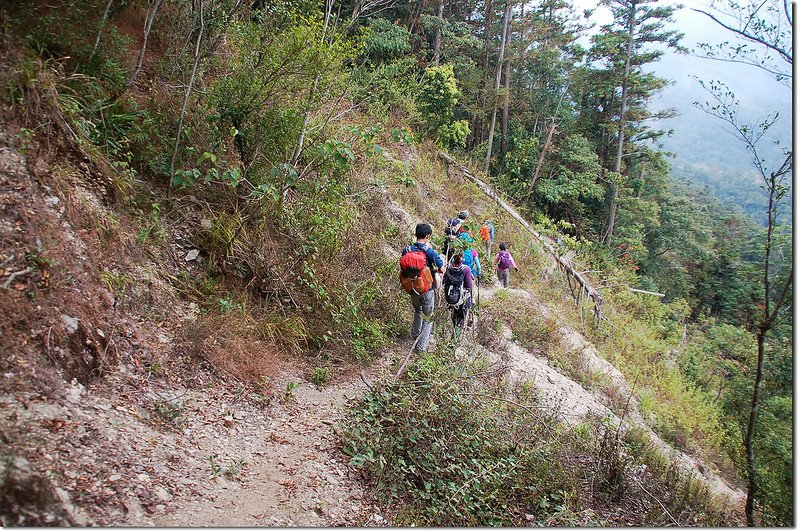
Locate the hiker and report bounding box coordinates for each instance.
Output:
[493,242,519,288]
[399,223,446,354]
[443,210,469,261]
[457,230,482,280]
[443,251,474,329]
[479,219,495,258]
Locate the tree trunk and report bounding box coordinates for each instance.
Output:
[90,0,115,61]
[744,166,777,527]
[290,0,332,166]
[744,329,766,526]
[432,0,444,65]
[478,0,494,148]
[484,0,512,174]
[481,0,494,72]
[602,0,636,245]
[201,0,245,61]
[168,0,205,196]
[127,0,164,88]
[526,119,556,203]
[499,47,512,163]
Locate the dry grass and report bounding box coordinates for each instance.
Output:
[179,314,287,392]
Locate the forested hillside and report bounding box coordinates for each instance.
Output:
[653,69,792,224]
[0,0,792,527]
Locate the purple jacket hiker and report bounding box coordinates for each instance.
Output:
[493,249,518,288]
[444,263,474,328]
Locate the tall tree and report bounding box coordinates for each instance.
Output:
[693,3,793,525]
[169,0,205,194]
[126,0,165,88]
[584,0,682,245]
[432,0,445,65]
[484,0,512,173]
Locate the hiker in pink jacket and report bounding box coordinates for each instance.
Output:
[493,242,519,288]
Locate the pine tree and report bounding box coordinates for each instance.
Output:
[582,0,682,245]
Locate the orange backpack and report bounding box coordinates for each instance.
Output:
[399,246,433,294]
[479,224,491,241]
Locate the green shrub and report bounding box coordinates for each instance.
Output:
[363,19,411,64]
[351,56,420,120]
[343,353,589,526]
[417,64,458,133]
[311,366,329,386]
[436,119,470,148]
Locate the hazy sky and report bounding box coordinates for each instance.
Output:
[571,0,792,172]
[571,0,791,92]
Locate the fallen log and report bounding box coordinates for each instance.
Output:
[437,151,603,318]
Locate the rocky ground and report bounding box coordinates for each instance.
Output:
[1,354,399,526]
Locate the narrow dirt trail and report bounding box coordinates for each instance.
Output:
[149,363,390,527]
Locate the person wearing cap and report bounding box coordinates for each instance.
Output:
[443,210,470,261]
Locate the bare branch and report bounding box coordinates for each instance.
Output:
[691,7,792,65]
[684,50,791,85]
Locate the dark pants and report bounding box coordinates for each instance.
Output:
[450,296,473,327]
[497,268,510,288]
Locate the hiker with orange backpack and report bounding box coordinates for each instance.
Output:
[400,223,446,354]
[479,220,494,258]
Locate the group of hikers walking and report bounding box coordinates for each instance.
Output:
[399,210,520,355]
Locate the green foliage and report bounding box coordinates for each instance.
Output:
[284,381,300,401]
[532,134,605,229]
[25,249,56,270]
[172,151,242,189]
[153,398,185,426]
[417,64,459,119]
[311,366,329,386]
[207,14,355,184]
[351,56,420,119]
[391,127,415,145]
[417,64,468,147]
[135,202,167,246]
[99,270,129,296]
[363,19,411,64]
[752,394,792,525]
[343,353,588,526]
[436,119,470,148]
[3,0,789,523]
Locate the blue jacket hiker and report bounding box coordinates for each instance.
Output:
[457,231,482,278]
[400,223,445,354]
